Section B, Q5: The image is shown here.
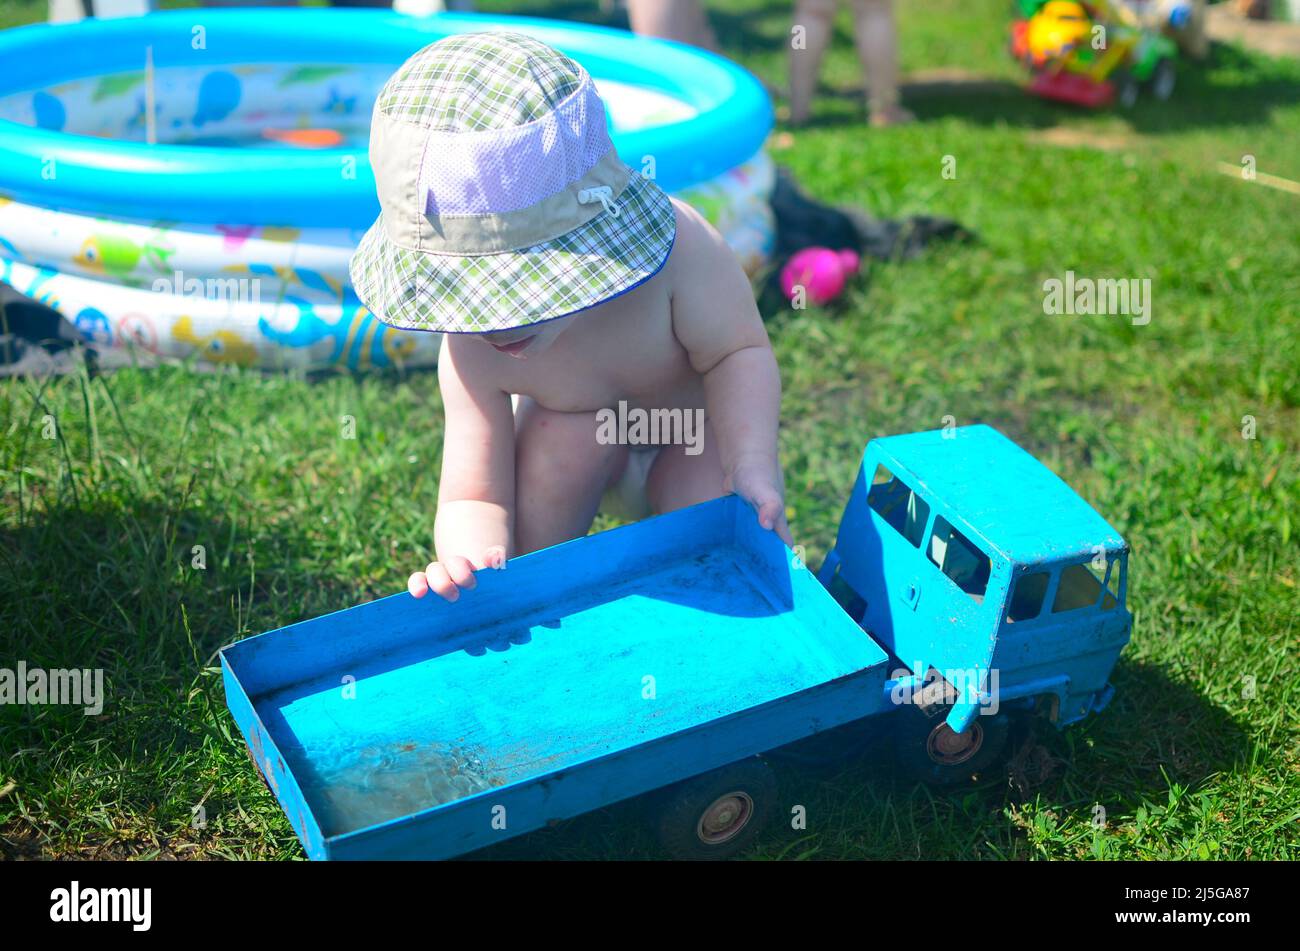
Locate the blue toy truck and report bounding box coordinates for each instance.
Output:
[221,425,1131,860]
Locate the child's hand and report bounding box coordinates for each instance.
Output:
[408,546,506,602]
[726,458,794,547]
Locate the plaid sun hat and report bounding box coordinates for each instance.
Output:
[350,31,678,334]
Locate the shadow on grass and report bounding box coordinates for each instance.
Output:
[1122,41,1300,134]
[788,42,1300,134]
[0,488,394,779]
[0,498,358,667]
[1075,658,1256,801]
[0,497,364,856]
[462,657,1252,860]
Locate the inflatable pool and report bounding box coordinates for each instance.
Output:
[0,9,774,371]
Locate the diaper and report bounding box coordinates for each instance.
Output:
[601,445,660,522]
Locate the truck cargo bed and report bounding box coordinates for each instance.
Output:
[221,496,889,860]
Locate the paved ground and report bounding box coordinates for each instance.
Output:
[1207,4,1300,58]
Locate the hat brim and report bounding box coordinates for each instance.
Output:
[349,173,677,334]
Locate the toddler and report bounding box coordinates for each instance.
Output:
[350,32,790,601]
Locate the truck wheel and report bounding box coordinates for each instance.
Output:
[894,708,1011,786]
[1112,70,1140,109]
[655,757,777,860]
[1150,59,1176,101]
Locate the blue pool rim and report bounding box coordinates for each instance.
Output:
[0,9,773,227]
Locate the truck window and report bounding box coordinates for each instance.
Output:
[1006,571,1049,622]
[867,465,930,548]
[1052,561,1117,613]
[1104,556,1123,610]
[926,516,991,602]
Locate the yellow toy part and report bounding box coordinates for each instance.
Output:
[1026,1,1093,65]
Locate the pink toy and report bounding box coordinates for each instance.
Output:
[779,247,861,305]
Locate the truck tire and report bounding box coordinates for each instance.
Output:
[655,757,777,860]
[893,707,1011,786]
[1150,59,1176,101]
[1112,69,1140,109]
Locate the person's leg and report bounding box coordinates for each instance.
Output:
[626,0,719,51]
[1175,0,1210,60]
[789,0,838,126]
[850,0,913,126]
[512,396,629,554]
[643,418,728,515]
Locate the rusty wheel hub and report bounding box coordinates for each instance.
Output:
[696,791,754,845]
[926,720,984,766]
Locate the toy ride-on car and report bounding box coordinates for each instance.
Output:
[1011,0,1178,108]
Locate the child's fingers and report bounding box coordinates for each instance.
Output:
[743,486,780,527]
[772,507,795,547]
[425,562,460,602]
[746,491,795,546]
[443,555,477,590]
[410,556,488,602]
[757,496,784,533]
[407,571,431,599]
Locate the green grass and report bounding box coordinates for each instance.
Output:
[2,0,1298,860]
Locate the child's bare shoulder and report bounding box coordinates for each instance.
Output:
[663,198,738,284]
[663,198,756,298]
[438,331,500,395]
[661,198,766,364]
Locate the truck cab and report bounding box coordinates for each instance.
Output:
[819,425,1132,736]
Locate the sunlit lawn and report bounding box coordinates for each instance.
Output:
[1,0,1297,859]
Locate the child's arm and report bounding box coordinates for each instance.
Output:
[669,201,793,544]
[408,335,515,601]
